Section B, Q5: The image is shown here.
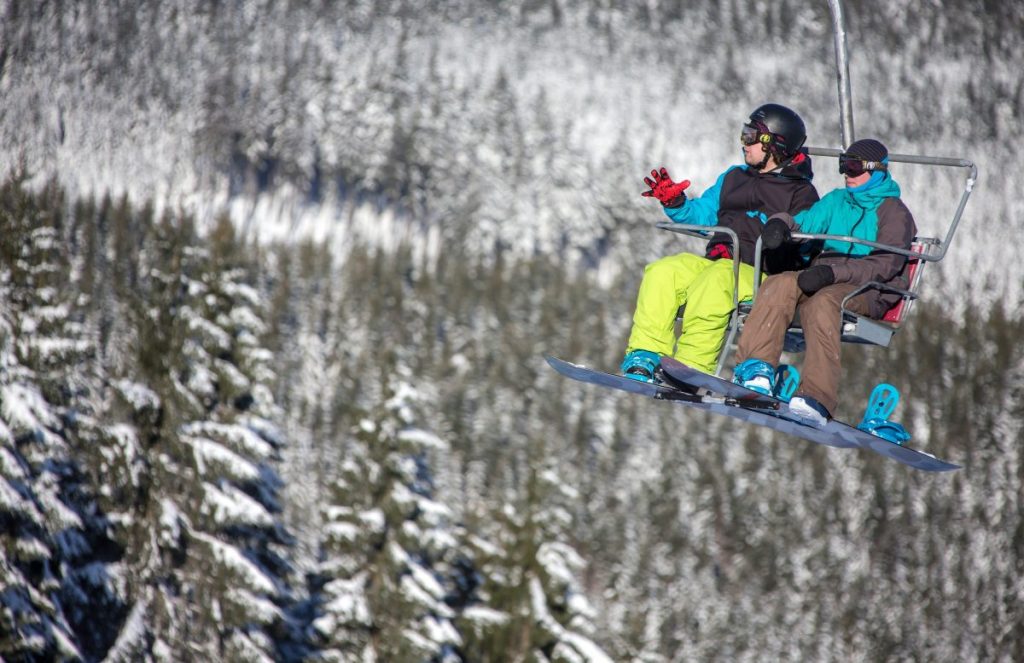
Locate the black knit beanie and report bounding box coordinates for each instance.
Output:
[845,138,888,162]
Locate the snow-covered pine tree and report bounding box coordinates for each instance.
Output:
[267,239,349,547]
[314,373,461,662]
[459,447,613,663]
[0,173,122,659]
[0,253,80,660]
[111,209,300,660]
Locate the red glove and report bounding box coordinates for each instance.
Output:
[642,167,690,208]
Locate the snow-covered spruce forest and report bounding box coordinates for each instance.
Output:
[1,1,1022,661]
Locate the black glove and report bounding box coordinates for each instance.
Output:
[761,218,792,250]
[797,265,835,295]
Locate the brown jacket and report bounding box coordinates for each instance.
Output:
[770,196,917,319]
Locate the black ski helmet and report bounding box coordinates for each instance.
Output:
[748,103,807,159]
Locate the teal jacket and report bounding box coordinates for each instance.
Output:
[771,172,917,317]
[792,172,901,256]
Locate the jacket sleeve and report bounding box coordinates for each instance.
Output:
[788,189,839,234]
[830,198,917,285]
[790,181,820,214]
[662,167,737,227]
[765,185,831,235]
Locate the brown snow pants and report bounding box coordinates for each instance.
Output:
[734,271,874,415]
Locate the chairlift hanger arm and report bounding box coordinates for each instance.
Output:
[827,0,855,146]
[805,146,977,264]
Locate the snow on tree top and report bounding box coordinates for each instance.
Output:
[537,542,585,588]
[461,605,510,627]
[201,482,275,529]
[0,474,36,517]
[113,379,161,411]
[181,421,276,460]
[193,531,279,595]
[407,558,448,603]
[2,383,60,436]
[185,435,261,483]
[397,427,448,451]
[316,574,372,630]
[358,508,385,534]
[15,534,52,561]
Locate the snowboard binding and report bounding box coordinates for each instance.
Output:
[857,383,911,445]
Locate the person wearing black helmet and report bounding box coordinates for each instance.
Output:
[621,103,819,382]
[745,103,809,172]
[732,138,917,426]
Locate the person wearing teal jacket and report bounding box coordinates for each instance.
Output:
[733,138,917,425]
[622,104,819,382]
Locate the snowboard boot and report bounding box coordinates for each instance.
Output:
[788,394,831,428]
[621,349,661,383]
[732,358,775,395]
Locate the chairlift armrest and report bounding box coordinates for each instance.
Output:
[655,222,736,242]
[840,280,917,312]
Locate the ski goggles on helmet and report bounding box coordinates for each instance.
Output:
[838,153,888,177]
[740,122,773,147]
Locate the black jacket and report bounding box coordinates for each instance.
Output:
[667,153,819,274]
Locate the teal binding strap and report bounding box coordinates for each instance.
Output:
[773,364,800,402]
[857,383,912,445]
[862,383,900,421]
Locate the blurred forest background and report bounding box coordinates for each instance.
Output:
[1,1,1022,661]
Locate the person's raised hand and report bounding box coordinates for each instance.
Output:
[641,167,690,208]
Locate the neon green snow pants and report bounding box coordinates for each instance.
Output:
[626,253,758,374]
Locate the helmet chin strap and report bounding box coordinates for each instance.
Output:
[753,149,772,171]
[763,146,801,173]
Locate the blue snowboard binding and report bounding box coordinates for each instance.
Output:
[733,360,800,402]
[857,383,911,445]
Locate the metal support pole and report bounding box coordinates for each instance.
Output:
[827,0,855,147]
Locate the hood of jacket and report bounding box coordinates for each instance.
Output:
[774,149,814,182]
[845,171,901,209]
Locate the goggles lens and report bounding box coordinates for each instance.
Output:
[838,153,888,177]
[838,154,867,176]
[740,123,773,147]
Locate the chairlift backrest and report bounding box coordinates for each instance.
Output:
[881,239,928,325]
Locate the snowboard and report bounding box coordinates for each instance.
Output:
[545,355,959,472]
